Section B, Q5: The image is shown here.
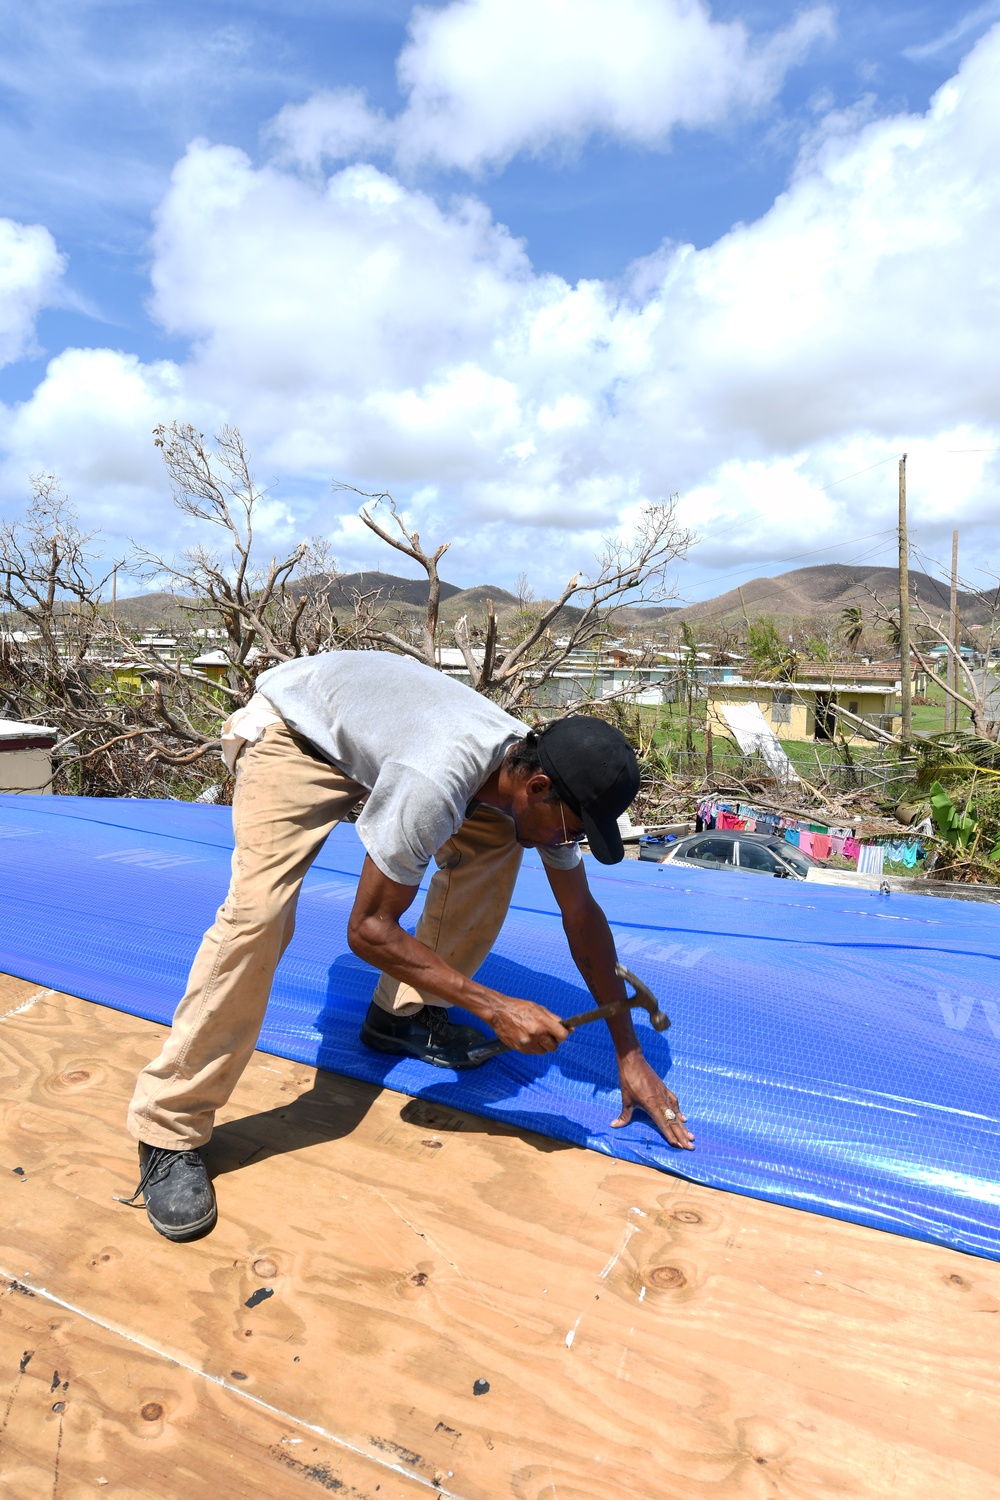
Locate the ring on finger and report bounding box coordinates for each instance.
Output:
[663,1107,677,1121]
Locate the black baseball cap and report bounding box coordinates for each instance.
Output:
[535,715,640,864]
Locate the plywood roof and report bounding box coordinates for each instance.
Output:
[2,974,998,1499]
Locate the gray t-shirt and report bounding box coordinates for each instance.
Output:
[257,651,582,886]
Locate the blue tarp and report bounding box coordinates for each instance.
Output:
[1,793,998,1259]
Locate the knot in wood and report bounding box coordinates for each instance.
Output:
[647,1265,687,1289]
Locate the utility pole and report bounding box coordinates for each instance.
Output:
[898,453,911,742]
[949,530,959,733]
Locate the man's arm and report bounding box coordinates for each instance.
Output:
[347,855,569,1054]
[544,861,695,1150]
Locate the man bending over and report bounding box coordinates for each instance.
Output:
[125,651,693,1240]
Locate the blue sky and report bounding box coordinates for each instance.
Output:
[1,0,999,604]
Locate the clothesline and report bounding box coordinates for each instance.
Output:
[696,798,926,873]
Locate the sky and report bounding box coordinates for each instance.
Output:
[1,0,999,606]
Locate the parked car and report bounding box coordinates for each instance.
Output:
[654,830,823,880]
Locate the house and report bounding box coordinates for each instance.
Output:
[191,648,232,683]
[0,718,57,793]
[706,660,921,744]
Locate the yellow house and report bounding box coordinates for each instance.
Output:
[706,662,915,744]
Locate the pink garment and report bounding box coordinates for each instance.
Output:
[843,836,861,862]
[831,834,846,856]
[798,831,815,856]
[719,811,743,830]
[812,834,832,861]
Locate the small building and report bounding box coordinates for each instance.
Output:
[0,719,58,794]
[706,661,919,744]
[191,648,232,683]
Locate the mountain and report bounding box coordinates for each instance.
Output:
[674,564,994,627]
[111,590,198,629]
[442,584,519,611]
[113,573,680,635]
[323,570,465,608]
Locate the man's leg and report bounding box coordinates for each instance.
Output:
[362,805,522,1062]
[125,721,364,1238]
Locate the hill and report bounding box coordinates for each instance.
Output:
[323,570,464,608]
[111,590,199,629]
[113,572,680,637]
[674,564,992,627]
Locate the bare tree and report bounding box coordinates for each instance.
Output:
[866,581,1000,740]
[0,474,116,673]
[332,487,450,668]
[333,485,693,709]
[454,500,693,709]
[0,475,222,793]
[136,424,314,689]
[1,425,696,799]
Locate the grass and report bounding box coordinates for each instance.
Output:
[648,670,972,754]
[910,674,971,737]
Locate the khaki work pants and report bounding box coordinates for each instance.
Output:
[127,719,523,1149]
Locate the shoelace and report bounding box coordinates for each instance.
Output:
[115,1146,196,1207]
[423,1005,452,1046]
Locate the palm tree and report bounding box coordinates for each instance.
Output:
[840,604,864,655]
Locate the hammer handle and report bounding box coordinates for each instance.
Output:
[465,996,651,1065]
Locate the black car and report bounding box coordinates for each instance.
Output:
[654,829,823,880]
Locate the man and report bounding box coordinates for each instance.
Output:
[124,651,693,1241]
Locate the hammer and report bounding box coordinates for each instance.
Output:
[464,963,670,1064]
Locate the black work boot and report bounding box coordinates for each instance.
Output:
[120,1143,218,1242]
[360,1001,490,1069]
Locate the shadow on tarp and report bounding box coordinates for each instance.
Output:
[1,793,999,1261]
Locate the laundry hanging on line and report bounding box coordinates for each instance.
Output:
[696,798,924,870]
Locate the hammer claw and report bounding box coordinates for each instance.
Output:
[463,963,671,1065]
[614,963,671,1032]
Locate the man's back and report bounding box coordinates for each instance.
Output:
[256,651,528,884]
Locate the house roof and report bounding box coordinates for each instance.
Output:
[0,717,58,741]
[709,676,896,694]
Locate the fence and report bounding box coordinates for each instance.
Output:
[657,745,916,796]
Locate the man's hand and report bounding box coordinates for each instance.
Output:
[348,856,569,1052]
[612,1050,695,1150]
[480,993,569,1054]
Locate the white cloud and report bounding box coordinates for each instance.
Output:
[0,217,64,367]
[0,348,191,554]
[904,2,1000,63]
[270,88,395,171]
[273,0,835,173]
[4,23,1000,596]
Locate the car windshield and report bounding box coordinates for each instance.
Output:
[776,847,820,875]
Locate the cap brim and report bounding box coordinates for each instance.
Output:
[582,806,625,865]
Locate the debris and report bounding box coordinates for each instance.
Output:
[245,1286,274,1309]
[472,1378,490,1396]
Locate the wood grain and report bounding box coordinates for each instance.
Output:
[2,982,999,1499]
[0,1278,429,1500]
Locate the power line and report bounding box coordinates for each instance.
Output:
[671,538,900,617]
[692,454,897,550]
[907,538,1000,611]
[673,448,999,615]
[814,455,898,491]
[675,527,895,603]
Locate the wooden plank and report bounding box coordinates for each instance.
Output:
[0,1279,429,1500]
[1,983,999,1499]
